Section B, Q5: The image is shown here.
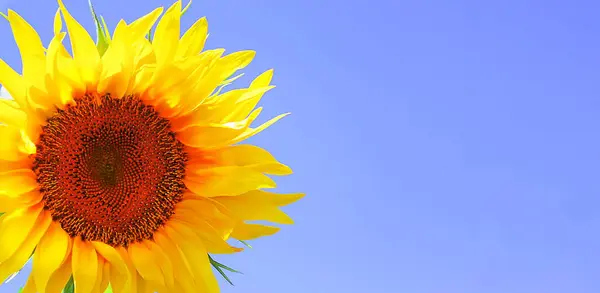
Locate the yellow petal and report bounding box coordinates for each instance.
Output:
[230,112,290,145]
[46,256,73,293]
[147,241,175,288]
[53,8,62,35]
[7,10,46,89]
[171,213,241,254]
[58,0,101,88]
[177,197,236,239]
[164,224,219,292]
[185,166,276,197]
[0,191,42,214]
[231,223,280,240]
[128,241,165,287]
[0,209,51,283]
[117,247,137,292]
[33,221,71,292]
[0,204,43,263]
[152,229,196,292]
[176,108,262,149]
[0,59,27,108]
[92,242,129,293]
[92,256,107,293]
[214,190,305,224]
[0,169,38,195]
[152,0,181,75]
[190,144,292,175]
[129,7,164,40]
[0,99,26,128]
[72,237,99,293]
[22,275,37,293]
[176,17,208,58]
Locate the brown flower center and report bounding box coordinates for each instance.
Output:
[33,94,187,247]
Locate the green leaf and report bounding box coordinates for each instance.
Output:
[208,255,242,286]
[88,0,110,56]
[18,288,23,293]
[63,276,75,293]
[238,240,252,249]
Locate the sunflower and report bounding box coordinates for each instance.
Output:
[0,0,303,292]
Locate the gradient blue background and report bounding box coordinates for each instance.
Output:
[1,0,600,292]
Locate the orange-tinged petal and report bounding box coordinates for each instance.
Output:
[0,209,51,283]
[92,256,106,293]
[231,223,280,240]
[92,241,130,293]
[185,166,276,197]
[117,247,137,292]
[147,241,175,288]
[177,108,262,149]
[22,275,37,293]
[164,224,219,292]
[57,0,101,88]
[33,221,71,292]
[128,241,165,287]
[0,159,30,173]
[214,190,305,224]
[0,169,38,195]
[0,190,42,214]
[72,237,99,293]
[153,229,196,292]
[0,204,43,263]
[46,256,73,293]
[189,144,292,175]
[171,212,241,254]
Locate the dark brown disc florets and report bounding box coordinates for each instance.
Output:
[33,94,187,247]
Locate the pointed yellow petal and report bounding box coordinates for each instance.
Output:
[53,8,62,34]
[231,223,280,240]
[164,224,219,292]
[22,275,37,293]
[176,17,208,58]
[32,221,71,292]
[58,0,101,88]
[46,256,73,293]
[128,241,165,287]
[0,209,51,283]
[214,190,304,224]
[0,204,43,263]
[191,144,292,175]
[152,229,196,292]
[185,166,276,197]
[72,237,99,293]
[152,0,181,70]
[129,7,164,40]
[0,169,38,195]
[92,241,130,293]
[0,59,27,108]
[7,10,46,89]
[176,108,262,149]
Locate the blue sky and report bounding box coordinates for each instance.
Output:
[2,0,600,292]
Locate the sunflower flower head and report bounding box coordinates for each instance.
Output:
[0,0,303,292]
